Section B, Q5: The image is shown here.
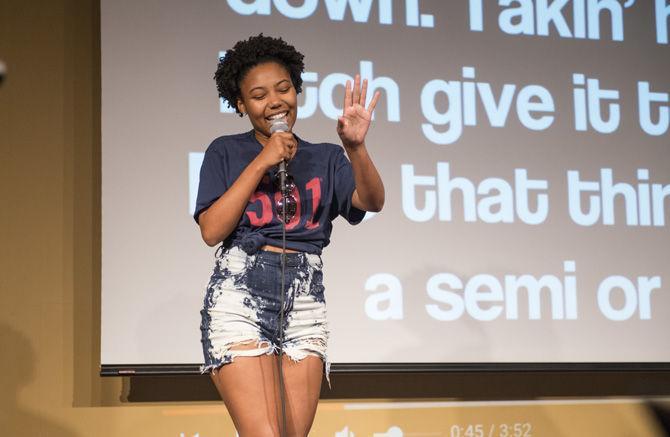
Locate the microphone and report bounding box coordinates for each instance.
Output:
[269,117,290,192]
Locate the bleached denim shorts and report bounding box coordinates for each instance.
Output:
[200,245,330,382]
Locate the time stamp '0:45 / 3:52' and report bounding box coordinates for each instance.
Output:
[450,423,532,437]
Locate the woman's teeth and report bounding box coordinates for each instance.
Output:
[268,112,287,120]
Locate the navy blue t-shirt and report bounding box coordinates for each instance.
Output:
[194,130,365,255]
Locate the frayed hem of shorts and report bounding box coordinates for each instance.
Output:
[200,346,332,388]
[199,339,276,374]
[199,359,230,375]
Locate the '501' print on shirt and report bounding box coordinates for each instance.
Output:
[246,176,322,230]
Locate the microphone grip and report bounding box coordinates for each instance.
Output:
[278,160,287,193]
[269,117,290,193]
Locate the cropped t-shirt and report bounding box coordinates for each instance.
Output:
[194,130,365,255]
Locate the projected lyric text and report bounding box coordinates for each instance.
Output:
[188,0,670,326]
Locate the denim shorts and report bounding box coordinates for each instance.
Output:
[199,245,330,383]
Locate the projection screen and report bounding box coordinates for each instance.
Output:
[101,0,670,372]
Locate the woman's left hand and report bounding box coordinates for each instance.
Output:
[337,74,381,149]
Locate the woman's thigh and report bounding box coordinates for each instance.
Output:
[210,350,281,437]
[281,354,323,436]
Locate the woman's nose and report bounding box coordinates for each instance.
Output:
[268,91,283,108]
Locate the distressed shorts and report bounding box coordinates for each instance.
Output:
[200,245,330,382]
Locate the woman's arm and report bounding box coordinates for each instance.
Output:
[337,75,385,212]
[346,143,384,212]
[198,132,297,246]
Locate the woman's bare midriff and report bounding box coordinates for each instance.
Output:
[260,244,300,253]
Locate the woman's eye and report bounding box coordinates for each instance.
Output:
[279,88,290,93]
[252,95,265,100]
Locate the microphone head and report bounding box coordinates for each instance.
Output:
[269,117,289,134]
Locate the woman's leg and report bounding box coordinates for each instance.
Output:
[209,349,323,437]
[280,354,324,437]
[209,346,281,437]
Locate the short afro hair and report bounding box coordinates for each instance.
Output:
[214,34,305,117]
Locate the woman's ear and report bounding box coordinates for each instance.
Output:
[237,99,246,116]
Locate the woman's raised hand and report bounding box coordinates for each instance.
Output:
[337,74,381,149]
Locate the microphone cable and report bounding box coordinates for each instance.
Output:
[277,163,289,437]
